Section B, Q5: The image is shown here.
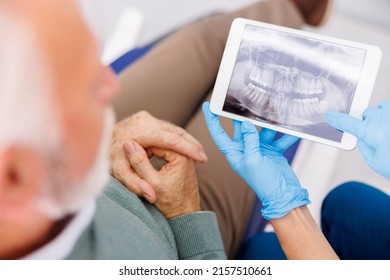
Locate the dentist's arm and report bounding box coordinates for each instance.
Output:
[202,102,338,259]
[327,100,390,180]
[271,206,338,259]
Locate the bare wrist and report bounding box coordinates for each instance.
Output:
[163,199,201,219]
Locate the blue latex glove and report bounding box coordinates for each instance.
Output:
[326,100,390,180]
[202,102,310,220]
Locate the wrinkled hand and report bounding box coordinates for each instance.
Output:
[123,140,200,219]
[111,111,207,203]
[327,100,390,180]
[202,102,310,220]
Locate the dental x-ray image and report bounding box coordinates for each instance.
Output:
[223,25,367,142]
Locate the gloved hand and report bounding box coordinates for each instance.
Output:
[326,100,390,180]
[202,102,310,220]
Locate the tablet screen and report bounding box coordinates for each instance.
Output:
[223,24,367,142]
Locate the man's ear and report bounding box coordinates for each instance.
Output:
[0,147,46,214]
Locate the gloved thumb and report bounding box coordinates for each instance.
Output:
[326,111,364,138]
[202,102,232,148]
[241,121,260,156]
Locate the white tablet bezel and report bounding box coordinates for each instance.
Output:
[210,18,382,150]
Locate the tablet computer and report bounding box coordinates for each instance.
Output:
[210,18,382,150]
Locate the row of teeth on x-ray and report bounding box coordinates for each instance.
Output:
[241,83,329,117]
[248,65,323,96]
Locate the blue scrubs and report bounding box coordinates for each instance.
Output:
[321,182,390,259]
[237,181,390,260]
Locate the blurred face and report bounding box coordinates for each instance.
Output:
[45,1,119,181]
[19,0,119,215]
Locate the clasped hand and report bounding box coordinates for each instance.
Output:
[110,111,203,218]
[202,102,310,220]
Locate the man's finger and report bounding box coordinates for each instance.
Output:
[160,121,206,153]
[137,129,207,163]
[111,159,157,204]
[326,111,364,138]
[150,148,180,164]
[123,140,160,187]
[202,102,233,149]
[157,130,207,162]
[128,169,157,204]
[139,111,204,152]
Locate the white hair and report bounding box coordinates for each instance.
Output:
[0,6,112,219]
[0,8,61,151]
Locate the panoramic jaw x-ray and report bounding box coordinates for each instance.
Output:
[224,25,366,141]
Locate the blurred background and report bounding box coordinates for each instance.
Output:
[77,0,390,225]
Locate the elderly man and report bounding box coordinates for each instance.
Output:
[0,0,331,259]
[0,0,223,260]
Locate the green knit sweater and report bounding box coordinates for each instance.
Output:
[66,177,227,260]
